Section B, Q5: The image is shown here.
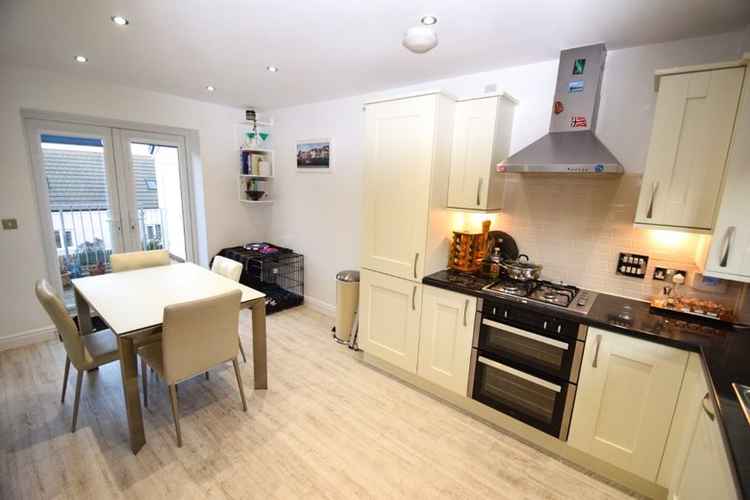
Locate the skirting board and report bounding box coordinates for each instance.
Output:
[0,325,57,352]
[303,295,335,317]
[361,352,667,500]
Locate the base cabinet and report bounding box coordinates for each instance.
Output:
[417,286,477,395]
[568,327,689,481]
[359,269,422,373]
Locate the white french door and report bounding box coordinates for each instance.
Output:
[26,118,195,309]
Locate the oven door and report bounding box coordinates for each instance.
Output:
[471,352,576,440]
[478,318,584,383]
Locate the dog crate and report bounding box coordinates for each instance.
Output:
[214,243,304,314]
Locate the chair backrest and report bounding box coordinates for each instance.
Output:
[161,290,242,384]
[211,256,243,282]
[111,249,170,273]
[34,279,87,369]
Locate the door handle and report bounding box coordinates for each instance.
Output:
[592,334,602,368]
[411,286,417,311]
[702,392,715,421]
[719,226,736,268]
[646,181,659,219]
[463,299,469,326]
[413,252,419,279]
[476,178,483,206]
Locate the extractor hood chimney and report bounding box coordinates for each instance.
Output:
[499,43,624,174]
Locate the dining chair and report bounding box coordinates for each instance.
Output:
[34,279,120,432]
[211,256,247,362]
[111,249,170,273]
[138,289,247,447]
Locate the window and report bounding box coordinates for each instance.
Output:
[147,225,154,240]
[154,224,162,240]
[64,231,73,247]
[54,230,61,248]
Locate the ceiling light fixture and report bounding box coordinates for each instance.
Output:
[111,15,129,26]
[402,25,438,54]
[420,15,438,25]
[266,65,279,72]
[206,85,215,92]
[74,55,88,63]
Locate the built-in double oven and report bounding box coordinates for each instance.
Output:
[468,298,587,440]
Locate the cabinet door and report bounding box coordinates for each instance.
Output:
[362,96,435,280]
[448,98,498,210]
[417,286,477,395]
[704,68,750,282]
[568,327,689,481]
[359,269,422,373]
[635,67,744,230]
[671,379,738,500]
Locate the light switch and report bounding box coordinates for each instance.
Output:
[2,218,18,230]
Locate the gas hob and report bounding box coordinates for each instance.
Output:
[482,278,597,315]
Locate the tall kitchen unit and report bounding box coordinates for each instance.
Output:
[359,92,455,373]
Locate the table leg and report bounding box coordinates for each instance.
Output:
[74,288,92,336]
[250,299,268,390]
[118,336,145,454]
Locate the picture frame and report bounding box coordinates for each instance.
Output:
[296,139,332,172]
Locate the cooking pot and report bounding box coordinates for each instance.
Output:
[499,254,543,281]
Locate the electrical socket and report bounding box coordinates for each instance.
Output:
[2,218,18,230]
[653,266,687,283]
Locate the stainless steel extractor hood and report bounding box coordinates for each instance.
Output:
[499,43,624,174]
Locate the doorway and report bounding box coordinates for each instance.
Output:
[25,118,196,310]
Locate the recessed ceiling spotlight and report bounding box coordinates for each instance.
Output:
[420,15,438,26]
[206,85,215,92]
[74,55,88,63]
[111,15,129,26]
[266,65,279,73]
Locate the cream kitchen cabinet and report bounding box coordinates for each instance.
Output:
[359,269,422,373]
[447,94,516,212]
[658,355,739,500]
[362,93,454,281]
[417,286,477,395]
[635,66,745,231]
[701,66,750,283]
[568,327,689,481]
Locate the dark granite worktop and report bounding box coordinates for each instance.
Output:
[424,269,750,499]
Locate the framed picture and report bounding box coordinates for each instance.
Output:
[296,139,332,172]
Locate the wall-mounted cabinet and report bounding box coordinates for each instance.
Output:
[447,94,517,212]
[239,148,274,205]
[634,66,745,231]
[699,66,750,283]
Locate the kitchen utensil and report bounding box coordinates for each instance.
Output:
[487,231,519,260]
[499,254,543,281]
[245,190,265,201]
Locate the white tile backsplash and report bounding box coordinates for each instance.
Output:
[491,174,742,307]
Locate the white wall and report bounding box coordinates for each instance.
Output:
[0,65,268,343]
[267,31,749,311]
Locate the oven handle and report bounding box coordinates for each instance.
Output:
[482,319,569,350]
[478,356,562,393]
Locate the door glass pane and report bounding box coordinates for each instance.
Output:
[477,363,558,424]
[40,134,117,310]
[129,142,187,261]
[481,327,567,374]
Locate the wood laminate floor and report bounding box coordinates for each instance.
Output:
[0,306,639,499]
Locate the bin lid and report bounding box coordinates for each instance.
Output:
[336,270,360,282]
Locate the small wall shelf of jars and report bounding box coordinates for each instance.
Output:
[238,111,274,206]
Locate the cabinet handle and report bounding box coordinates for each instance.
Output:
[476,178,483,206]
[702,392,716,421]
[592,334,602,368]
[463,299,469,326]
[412,286,417,311]
[719,226,736,268]
[413,253,419,279]
[646,181,659,219]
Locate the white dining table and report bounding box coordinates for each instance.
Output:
[72,262,267,454]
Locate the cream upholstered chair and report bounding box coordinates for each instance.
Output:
[138,290,247,447]
[211,255,247,362]
[111,249,170,273]
[34,279,120,432]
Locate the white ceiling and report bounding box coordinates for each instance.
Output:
[2,0,749,109]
